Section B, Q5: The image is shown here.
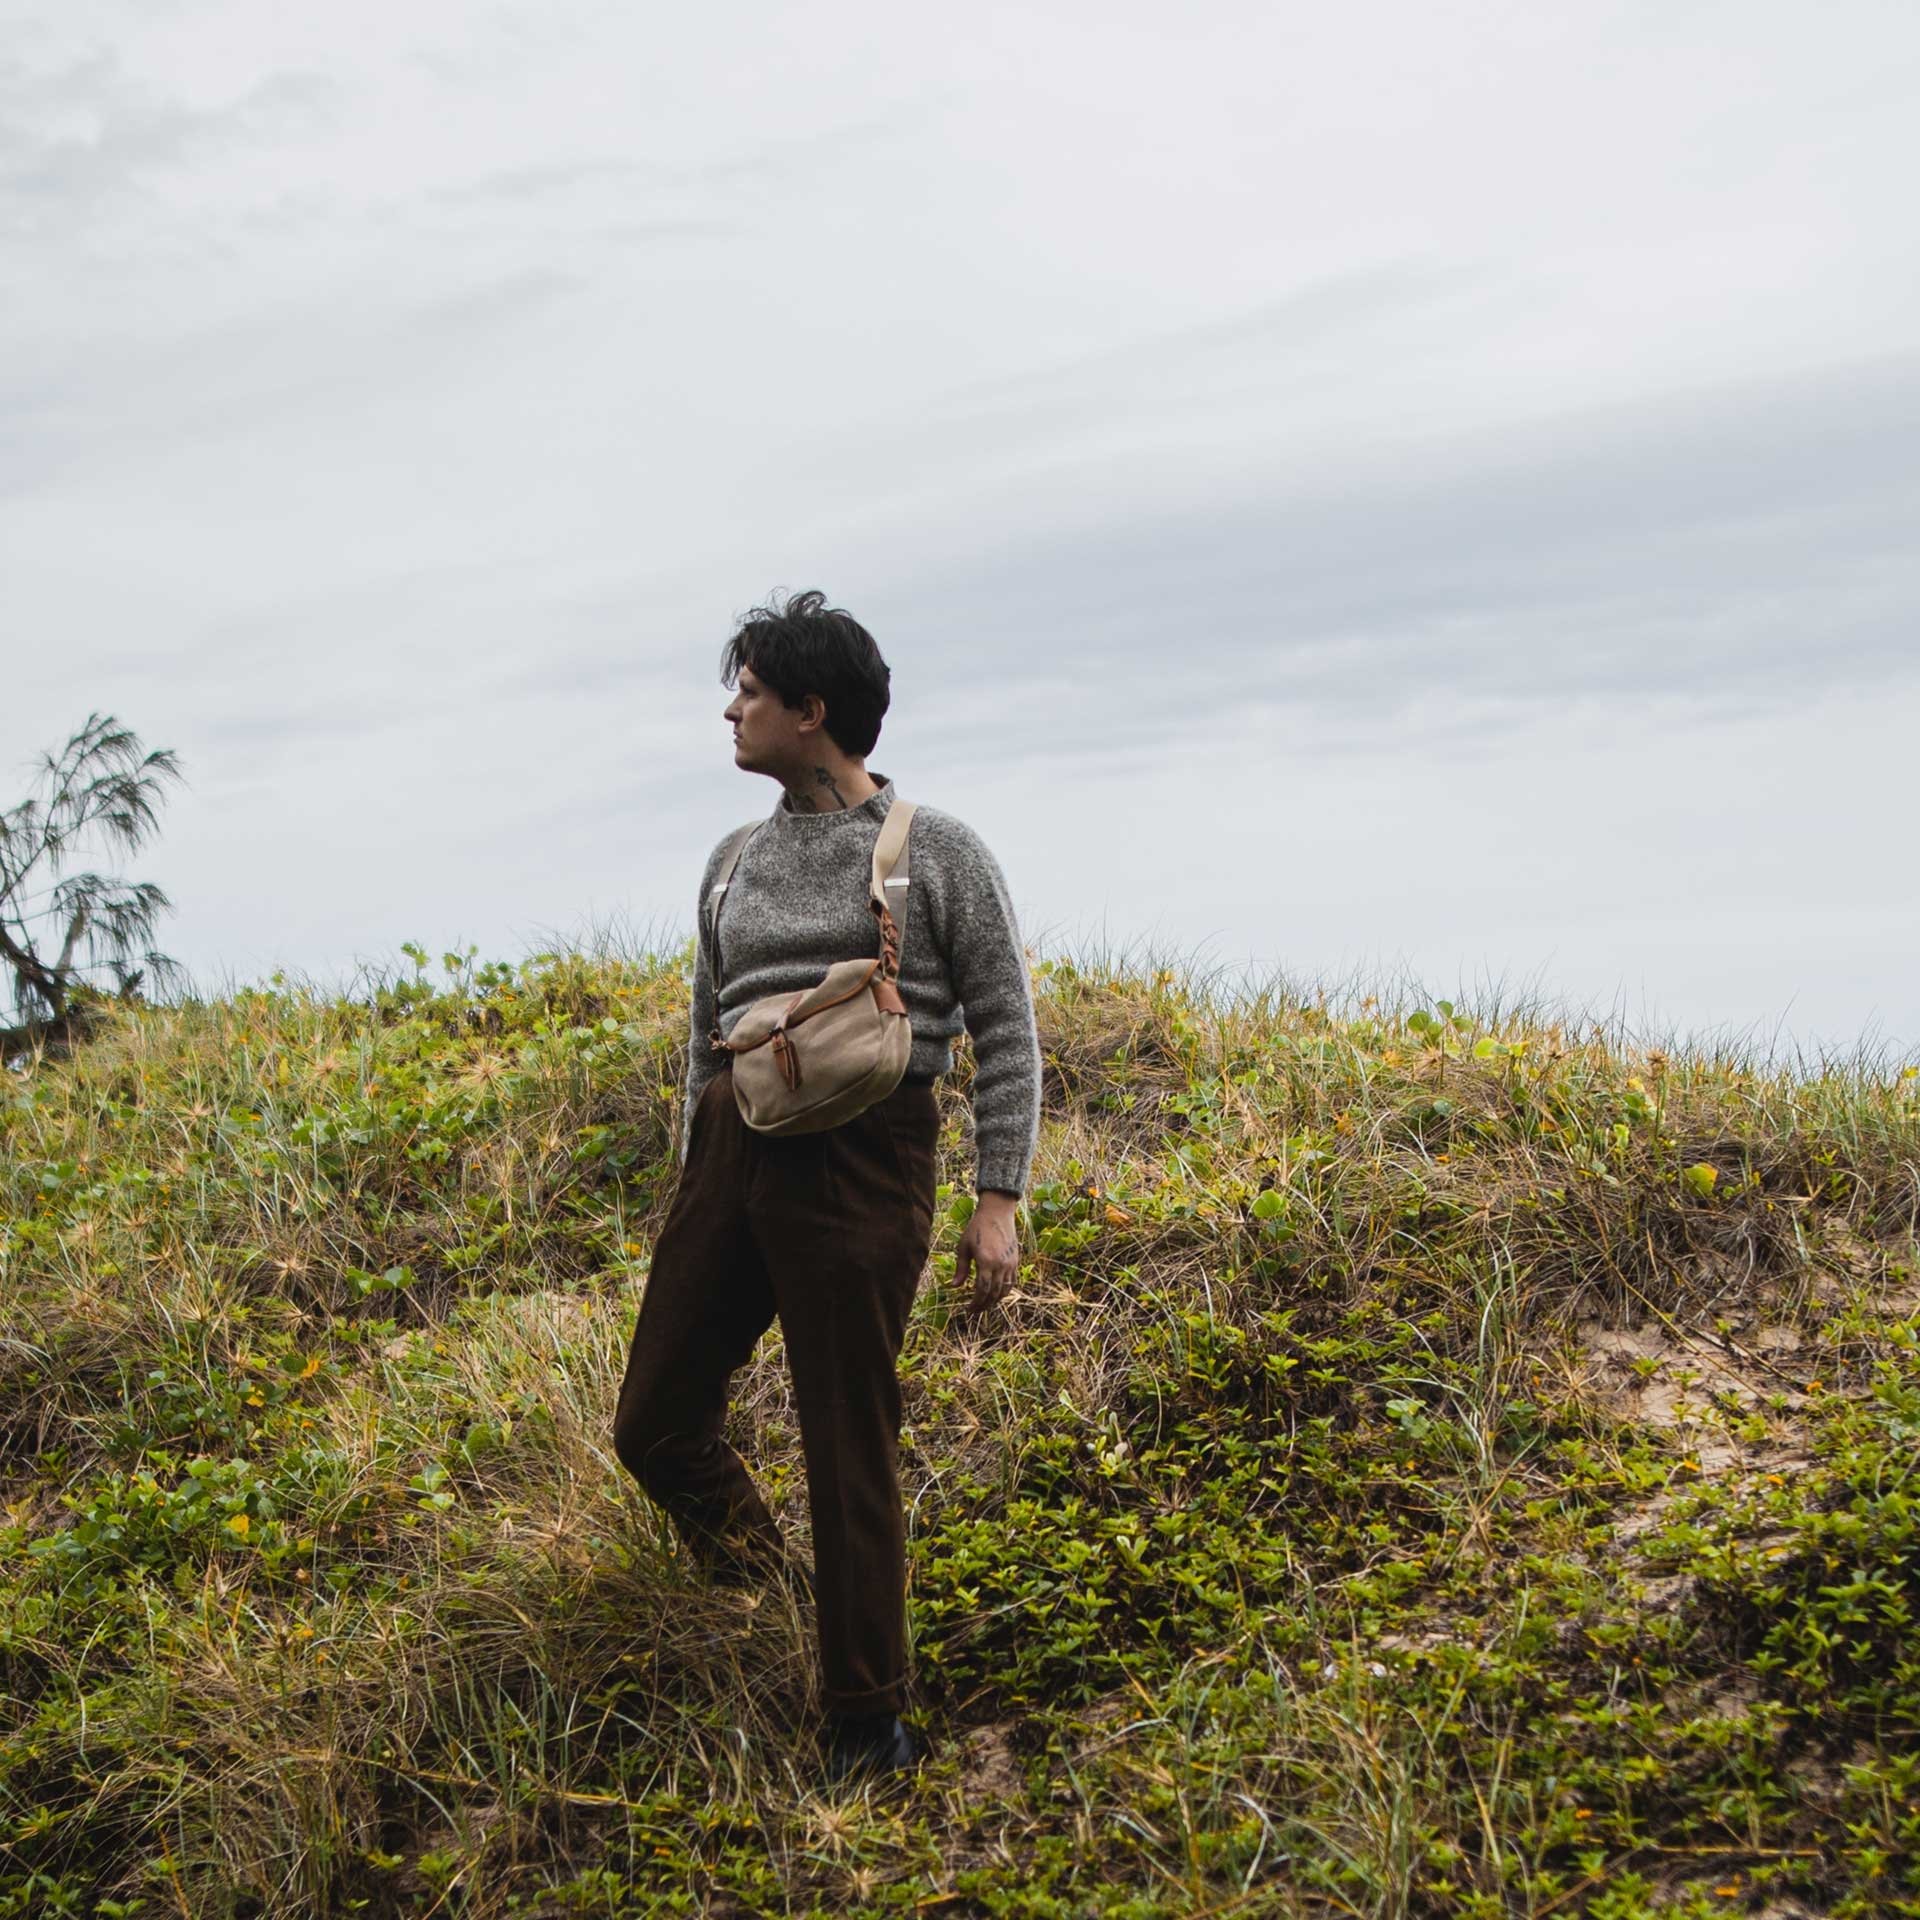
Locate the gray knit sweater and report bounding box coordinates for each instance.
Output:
[683,773,1042,1196]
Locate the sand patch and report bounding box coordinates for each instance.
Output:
[1574,1308,1817,1442]
[957,1721,1025,1802]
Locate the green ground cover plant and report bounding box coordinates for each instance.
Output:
[1,937,1916,1917]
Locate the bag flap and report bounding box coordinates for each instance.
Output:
[723,957,882,1049]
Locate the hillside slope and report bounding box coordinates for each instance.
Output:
[2,945,1916,1919]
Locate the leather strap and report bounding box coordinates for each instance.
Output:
[867,798,917,984]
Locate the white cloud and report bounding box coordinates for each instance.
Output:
[4,0,1919,1051]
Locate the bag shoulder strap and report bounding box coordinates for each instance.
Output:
[869,799,916,980]
[705,821,761,1000]
[705,794,919,1000]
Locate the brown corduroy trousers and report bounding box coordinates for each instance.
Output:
[612,1063,940,1715]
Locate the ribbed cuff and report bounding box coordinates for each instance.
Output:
[975,1159,1028,1199]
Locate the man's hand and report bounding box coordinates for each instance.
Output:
[955,1189,1021,1321]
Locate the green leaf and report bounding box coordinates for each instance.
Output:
[1682,1162,1719,1199]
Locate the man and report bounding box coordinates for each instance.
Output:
[612,589,1042,1783]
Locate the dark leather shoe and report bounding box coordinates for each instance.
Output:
[821,1711,921,1786]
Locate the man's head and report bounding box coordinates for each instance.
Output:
[720,590,891,776]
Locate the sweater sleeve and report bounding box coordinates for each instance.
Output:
[937,822,1042,1197]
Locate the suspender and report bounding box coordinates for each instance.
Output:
[704,798,918,1006]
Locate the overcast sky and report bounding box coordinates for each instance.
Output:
[5,1,1918,1059]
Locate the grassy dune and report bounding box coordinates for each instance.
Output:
[2,941,1916,1919]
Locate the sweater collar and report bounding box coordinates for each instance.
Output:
[770,772,894,825]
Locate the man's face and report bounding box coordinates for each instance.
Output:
[723,663,814,773]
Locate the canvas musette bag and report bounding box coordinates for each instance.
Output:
[703,798,918,1134]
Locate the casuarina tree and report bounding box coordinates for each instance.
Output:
[0,713,185,1055]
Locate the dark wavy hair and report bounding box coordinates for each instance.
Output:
[719,589,892,759]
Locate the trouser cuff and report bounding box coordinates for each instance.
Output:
[823,1676,908,1716]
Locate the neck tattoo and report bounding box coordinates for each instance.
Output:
[788,765,850,812]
